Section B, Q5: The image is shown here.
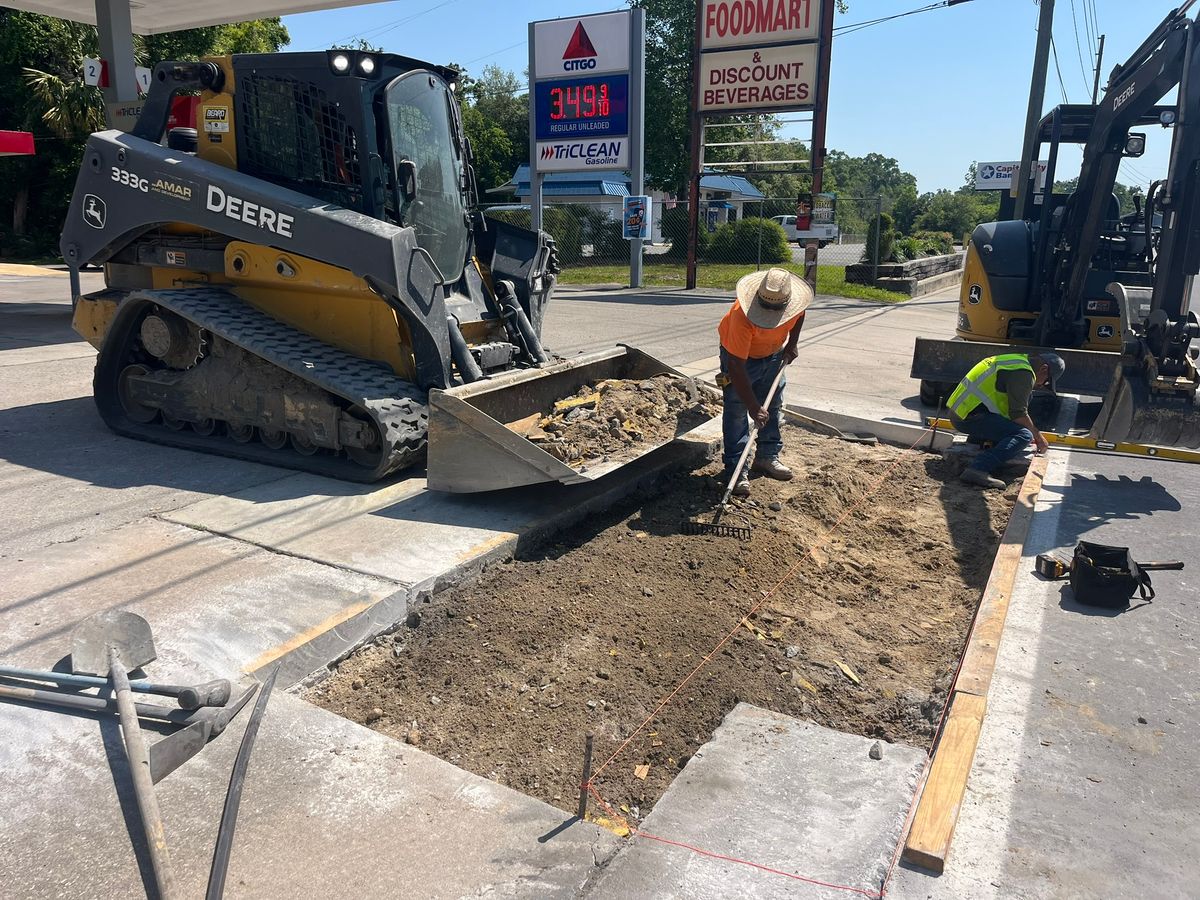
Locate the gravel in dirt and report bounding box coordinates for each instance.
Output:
[309,427,1017,822]
[515,375,720,467]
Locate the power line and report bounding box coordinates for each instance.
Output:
[461,40,526,67]
[1050,35,1070,104]
[303,0,463,51]
[833,0,974,37]
[1068,0,1092,96]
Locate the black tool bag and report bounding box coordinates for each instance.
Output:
[1070,541,1154,608]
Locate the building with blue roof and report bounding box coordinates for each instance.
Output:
[487,165,767,241]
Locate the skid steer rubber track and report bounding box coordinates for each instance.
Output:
[94,288,428,482]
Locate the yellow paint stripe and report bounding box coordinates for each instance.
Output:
[456,532,517,562]
[246,595,377,673]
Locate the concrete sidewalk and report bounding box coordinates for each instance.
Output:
[893,451,1199,899]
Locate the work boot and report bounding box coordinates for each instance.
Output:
[730,470,751,497]
[751,457,793,481]
[959,467,1005,489]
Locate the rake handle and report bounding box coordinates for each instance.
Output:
[716,363,789,515]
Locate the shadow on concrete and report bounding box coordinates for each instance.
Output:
[0,396,402,500]
[1054,582,1153,617]
[1049,472,1182,528]
[98,711,161,899]
[0,302,81,348]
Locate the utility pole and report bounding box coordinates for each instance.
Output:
[1091,34,1106,104]
[1013,0,1055,221]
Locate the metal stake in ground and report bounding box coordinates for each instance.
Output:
[576,734,595,822]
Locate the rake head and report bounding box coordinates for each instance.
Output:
[680,518,752,540]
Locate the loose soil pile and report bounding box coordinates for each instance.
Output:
[514,375,720,468]
[310,428,1016,821]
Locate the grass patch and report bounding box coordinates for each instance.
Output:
[558,261,909,303]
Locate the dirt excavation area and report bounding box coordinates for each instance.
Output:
[309,427,1015,821]
[512,374,720,468]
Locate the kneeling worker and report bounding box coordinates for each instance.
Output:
[947,351,1066,488]
[718,267,813,497]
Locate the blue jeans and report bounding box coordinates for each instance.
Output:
[959,412,1033,473]
[720,348,785,472]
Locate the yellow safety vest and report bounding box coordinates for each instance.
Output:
[947,354,1033,419]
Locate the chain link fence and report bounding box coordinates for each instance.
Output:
[480,197,885,290]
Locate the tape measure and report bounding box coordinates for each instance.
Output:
[1035,553,1072,579]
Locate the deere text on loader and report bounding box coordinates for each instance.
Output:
[61,50,693,492]
[911,5,1200,448]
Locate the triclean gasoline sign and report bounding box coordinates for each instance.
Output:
[528,9,647,284]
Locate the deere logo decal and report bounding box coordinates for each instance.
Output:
[83,194,106,229]
[562,22,597,70]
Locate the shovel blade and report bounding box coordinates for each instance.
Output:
[71,611,156,676]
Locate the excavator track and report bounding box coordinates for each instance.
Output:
[94,288,428,482]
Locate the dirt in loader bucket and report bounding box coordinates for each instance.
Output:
[309,427,1015,821]
[509,375,721,468]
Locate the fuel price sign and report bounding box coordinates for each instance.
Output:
[534,74,629,141]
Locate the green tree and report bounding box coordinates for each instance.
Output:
[454,65,528,192]
[1053,176,1145,216]
[0,10,287,258]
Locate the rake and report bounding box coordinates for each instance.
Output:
[683,366,787,540]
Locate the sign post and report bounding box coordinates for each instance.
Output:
[529,10,646,286]
[687,0,834,292]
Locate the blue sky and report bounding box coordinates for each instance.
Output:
[281,0,1185,193]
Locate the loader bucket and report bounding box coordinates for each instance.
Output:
[1090,367,1200,449]
[426,346,712,493]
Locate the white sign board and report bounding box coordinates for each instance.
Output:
[83,57,103,86]
[535,137,629,172]
[699,0,819,49]
[533,11,631,78]
[699,43,818,112]
[975,160,1049,192]
[135,66,152,95]
[105,100,144,134]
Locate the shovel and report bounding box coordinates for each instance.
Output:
[72,611,177,900]
[683,366,787,540]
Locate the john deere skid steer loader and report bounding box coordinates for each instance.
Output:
[61,50,691,492]
[910,5,1200,448]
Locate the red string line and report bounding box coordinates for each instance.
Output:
[588,426,937,783]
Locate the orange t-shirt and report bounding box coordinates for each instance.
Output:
[718,301,803,360]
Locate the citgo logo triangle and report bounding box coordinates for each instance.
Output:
[563,22,597,59]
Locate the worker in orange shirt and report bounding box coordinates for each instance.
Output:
[717,267,812,496]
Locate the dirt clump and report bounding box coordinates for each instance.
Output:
[309,427,1016,822]
[514,374,719,467]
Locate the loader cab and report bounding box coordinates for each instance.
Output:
[226,51,472,280]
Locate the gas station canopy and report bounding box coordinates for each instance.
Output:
[1,0,386,35]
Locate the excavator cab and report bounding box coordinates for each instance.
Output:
[912,6,1200,448]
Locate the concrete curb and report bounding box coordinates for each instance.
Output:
[785,403,955,451]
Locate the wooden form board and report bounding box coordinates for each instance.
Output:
[902,456,1048,872]
[902,691,986,872]
[955,456,1047,696]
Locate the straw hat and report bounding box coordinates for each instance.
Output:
[735,267,813,328]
